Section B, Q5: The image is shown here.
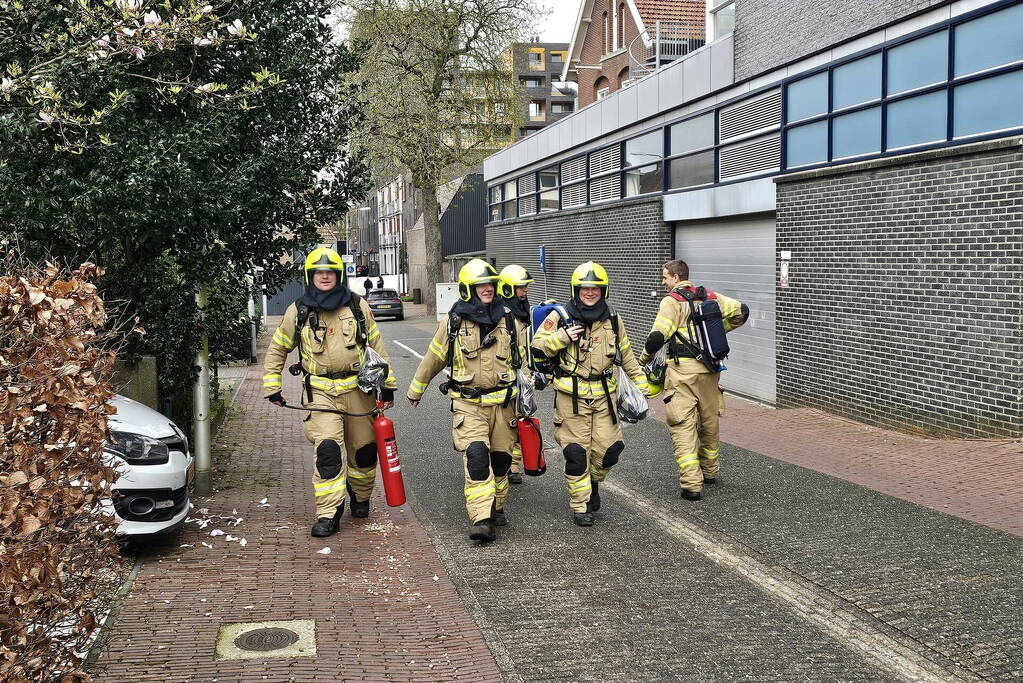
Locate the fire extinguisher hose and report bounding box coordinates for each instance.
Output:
[274,402,379,418]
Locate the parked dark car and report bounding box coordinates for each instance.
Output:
[366,288,404,320]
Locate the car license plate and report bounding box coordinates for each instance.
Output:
[187,462,195,487]
[379,304,393,308]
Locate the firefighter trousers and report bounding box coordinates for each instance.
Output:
[663,365,724,492]
[553,392,624,513]
[451,398,517,523]
[303,387,378,517]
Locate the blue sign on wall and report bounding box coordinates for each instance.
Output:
[539,245,546,273]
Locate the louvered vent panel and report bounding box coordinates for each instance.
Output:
[518,194,537,215]
[561,181,587,208]
[719,134,781,180]
[719,90,782,143]
[561,156,587,183]
[588,174,620,203]
[517,174,536,195]
[588,145,621,175]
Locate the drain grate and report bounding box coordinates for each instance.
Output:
[234,627,299,652]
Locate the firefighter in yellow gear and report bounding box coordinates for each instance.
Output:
[640,259,748,501]
[408,259,520,544]
[530,262,648,527]
[262,247,398,537]
[497,264,535,484]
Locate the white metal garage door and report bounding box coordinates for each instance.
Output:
[673,214,776,403]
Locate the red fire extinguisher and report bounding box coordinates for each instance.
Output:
[374,404,407,507]
[515,417,547,476]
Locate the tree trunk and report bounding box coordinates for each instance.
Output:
[422,182,443,315]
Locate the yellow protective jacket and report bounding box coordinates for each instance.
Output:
[530,308,648,398]
[642,281,747,373]
[407,313,520,406]
[262,297,397,397]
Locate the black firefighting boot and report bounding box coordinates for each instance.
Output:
[347,482,369,518]
[508,471,523,484]
[311,502,345,537]
[573,511,594,526]
[587,480,601,512]
[681,488,703,501]
[704,477,717,485]
[469,518,496,543]
[491,501,507,527]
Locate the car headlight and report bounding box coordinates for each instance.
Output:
[105,431,170,465]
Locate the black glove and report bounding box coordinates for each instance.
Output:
[379,388,395,403]
[267,391,286,406]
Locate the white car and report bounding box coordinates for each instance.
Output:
[102,395,194,537]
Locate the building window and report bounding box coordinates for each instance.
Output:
[953,2,1023,77]
[617,3,626,50]
[527,49,545,71]
[710,0,735,40]
[488,185,502,222]
[886,90,947,149]
[624,130,662,167]
[596,87,610,100]
[785,120,828,168]
[831,53,881,111]
[785,72,828,123]
[521,76,544,89]
[831,106,881,159]
[953,69,1023,138]
[886,30,947,96]
[538,166,559,212]
[669,150,715,189]
[551,102,574,114]
[618,66,630,89]
[622,131,663,197]
[624,164,662,197]
[528,100,546,122]
[603,11,610,55]
[550,51,565,65]
[501,179,517,219]
[670,113,715,155]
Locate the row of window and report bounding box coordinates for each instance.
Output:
[783,1,1023,167]
[489,1,1023,223]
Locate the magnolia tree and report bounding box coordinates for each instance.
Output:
[2,0,369,403]
[344,0,536,312]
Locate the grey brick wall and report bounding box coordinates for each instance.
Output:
[775,142,1023,438]
[733,0,943,81]
[486,198,671,342]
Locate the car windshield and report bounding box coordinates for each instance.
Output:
[367,289,399,300]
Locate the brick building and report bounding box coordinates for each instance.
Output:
[484,0,1023,438]
[562,0,706,107]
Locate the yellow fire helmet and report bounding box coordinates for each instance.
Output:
[497,264,535,299]
[304,247,346,286]
[570,261,610,299]
[457,258,500,301]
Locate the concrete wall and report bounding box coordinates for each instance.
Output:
[487,197,671,341]
[775,137,1023,438]
[733,0,944,81]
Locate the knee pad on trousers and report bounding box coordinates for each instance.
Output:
[602,441,625,469]
[354,442,378,468]
[466,441,490,481]
[315,439,342,480]
[563,443,588,477]
[491,451,512,477]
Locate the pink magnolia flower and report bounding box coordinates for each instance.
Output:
[143,10,161,26]
[128,45,146,61]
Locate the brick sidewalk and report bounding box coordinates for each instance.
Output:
[89,326,500,681]
[718,395,1023,537]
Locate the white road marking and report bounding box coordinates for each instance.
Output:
[393,340,424,359]
[604,479,977,683]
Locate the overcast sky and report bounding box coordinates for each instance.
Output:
[536,0,580,44]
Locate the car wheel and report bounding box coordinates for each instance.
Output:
[396,314,404,320]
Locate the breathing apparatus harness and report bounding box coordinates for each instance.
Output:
[438,310,521,408]
[666,286,728,373]
[286,296,375,416]
[540,304,623,424]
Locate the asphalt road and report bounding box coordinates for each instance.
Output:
[378,316,1023,683]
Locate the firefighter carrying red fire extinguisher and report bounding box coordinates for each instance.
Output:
[263,247,399,538]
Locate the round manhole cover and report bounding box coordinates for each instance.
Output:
[234,627,300,652]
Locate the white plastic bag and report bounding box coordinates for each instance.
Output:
[616,372,649,423]
[644,345,667,386]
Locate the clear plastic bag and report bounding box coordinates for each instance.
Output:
[616,371,649,423]
[517,369,537,416]
[644,345,667,386]
[358,346,389,394]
